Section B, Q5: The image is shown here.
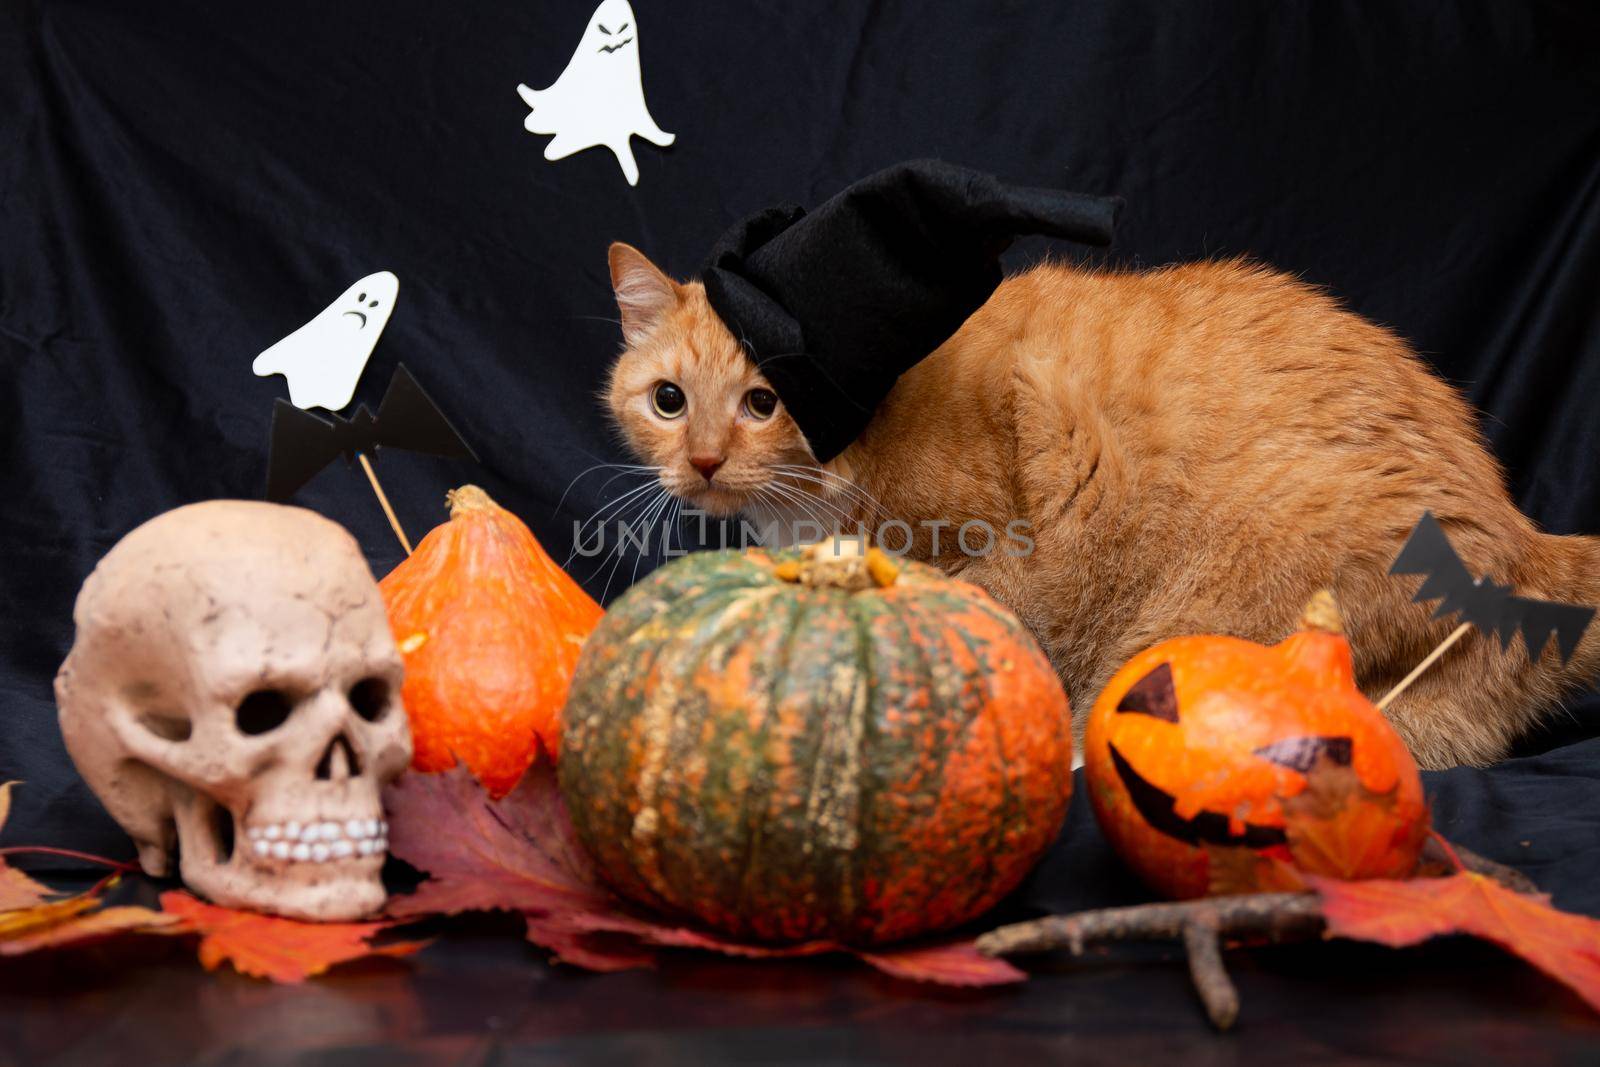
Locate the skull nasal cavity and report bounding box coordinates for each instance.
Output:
[235,689,294,735]
[316,735,363,781]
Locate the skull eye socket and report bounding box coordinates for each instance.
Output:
[139,712,193,742]
[235,689,295,735]
[348,677,392,723]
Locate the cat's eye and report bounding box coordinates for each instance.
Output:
[651,381,686,419]
[744,388,778,420]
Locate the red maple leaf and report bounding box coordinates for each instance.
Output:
[1310,870,1600,1013]
[159,892,428,983]
[384,763,1024,987]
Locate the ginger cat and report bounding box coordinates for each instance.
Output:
[601,242,1600,768]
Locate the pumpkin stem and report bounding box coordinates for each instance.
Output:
[774,535,901,591]
[1298,590,1343,634]
[446,484,498,518]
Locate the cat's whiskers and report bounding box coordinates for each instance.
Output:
[569,477,662,543]
[554,462,663,517]
[757,480,852,542]
[578,486,664,576]
[606,492,668,600]
[598,484,674,602]
[770,481,855,529]
[747,486,800,546]
[565,479,666,569]
[770,465,887,522]
[593,466,665,499]
[774,463,886,508]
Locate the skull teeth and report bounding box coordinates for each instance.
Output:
[244,818,389,863]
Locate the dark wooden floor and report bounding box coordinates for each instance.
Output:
[1,912,1596,1067]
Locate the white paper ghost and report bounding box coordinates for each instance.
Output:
[252,272,399,411]
[516,0,675,186]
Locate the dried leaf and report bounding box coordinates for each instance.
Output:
[384,762,613,921]
[855,941,1028,987]
[1281,756,1424,881]
[0,868,53,912]
[1311,872,1600,1013]
[0,782,55,910]
[0,894,97,939]
[0,782,181,955]
[385,762,1022,986]
[1204,842,1305,896]
[159,892,427,983]
[521,907,836,971]
[0,902,184,956]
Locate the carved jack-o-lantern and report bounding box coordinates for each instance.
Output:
[1084,594,1428,900]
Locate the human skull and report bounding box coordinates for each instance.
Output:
[55,501,412,921]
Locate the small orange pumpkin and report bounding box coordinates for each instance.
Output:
[1084,592,1428,900]
[380,485,603,797]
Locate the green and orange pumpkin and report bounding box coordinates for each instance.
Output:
[1084,592,1429,900]
[559,538,1074,946]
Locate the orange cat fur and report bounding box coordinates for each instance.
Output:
[603,242,1600,768]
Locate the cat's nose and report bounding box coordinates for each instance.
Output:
[689,455,725,482]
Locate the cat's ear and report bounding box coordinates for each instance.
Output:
[608,242,680,346]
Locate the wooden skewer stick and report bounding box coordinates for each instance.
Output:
[356,451,413,556]
[1376,621,1472,710]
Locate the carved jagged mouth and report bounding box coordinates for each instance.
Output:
[598,38,633,53]
[1108,743,1287,849]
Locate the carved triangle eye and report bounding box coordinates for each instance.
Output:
[1252,735,1353,773]
[1116,662,1178,723]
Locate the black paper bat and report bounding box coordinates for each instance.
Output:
[265,364,477,502]
[1389,511,1595,665]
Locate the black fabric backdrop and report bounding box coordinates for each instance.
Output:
[2,0,1599,913]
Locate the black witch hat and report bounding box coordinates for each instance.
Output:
[701,159,1119,462]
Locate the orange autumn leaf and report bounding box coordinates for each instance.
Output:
[159,892,428,983]
[0,782,55,910]
[1281,757,1427,883]
[1310,871,1600,1014]
[0,783,184,954]
[0,899,184,956]
[0,867,52,912]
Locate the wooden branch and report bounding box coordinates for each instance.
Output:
[977,893,1323,958]
[976,845,1535,1031]
[1182,912,1239,1030]
[976,893,1324,1031]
